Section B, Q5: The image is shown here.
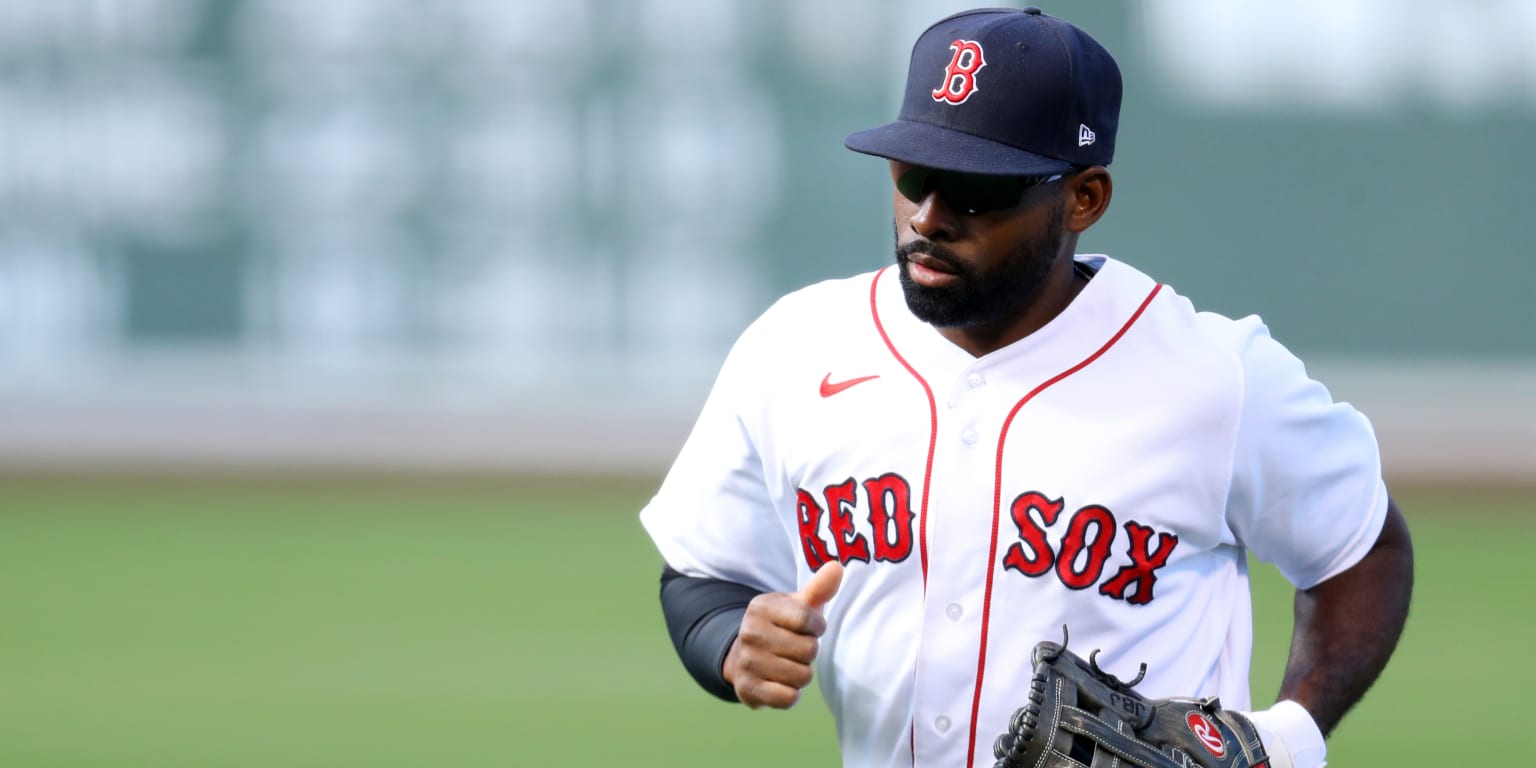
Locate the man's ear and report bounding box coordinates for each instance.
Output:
[1065,166,1112,233]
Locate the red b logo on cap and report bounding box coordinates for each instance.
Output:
[932,39,986,105]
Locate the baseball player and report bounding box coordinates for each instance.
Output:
[641,8,1413,768]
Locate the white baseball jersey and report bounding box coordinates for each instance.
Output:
[640,255,1388,768]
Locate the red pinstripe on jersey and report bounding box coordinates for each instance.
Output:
[868,266,938,584]
[965,282,1163,767]
[870,267,936,768]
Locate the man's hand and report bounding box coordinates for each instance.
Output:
[723,562,844,708]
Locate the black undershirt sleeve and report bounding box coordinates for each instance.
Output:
[659,564,765,702]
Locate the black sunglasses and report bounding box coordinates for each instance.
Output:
[895,166,1066,215]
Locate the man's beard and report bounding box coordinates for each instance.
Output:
[895,200,1068,329]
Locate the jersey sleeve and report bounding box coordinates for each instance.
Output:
[639,307,799,595]
[1219,316,1389,590]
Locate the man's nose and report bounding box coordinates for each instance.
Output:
[906,190,958,241]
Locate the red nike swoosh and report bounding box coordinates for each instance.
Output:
[820,373,880,398]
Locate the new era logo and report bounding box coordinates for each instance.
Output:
[1079,124,1096,147]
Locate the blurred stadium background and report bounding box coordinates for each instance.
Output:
[0,1,1531,766]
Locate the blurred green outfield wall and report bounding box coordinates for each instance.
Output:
[0,0,1531,475]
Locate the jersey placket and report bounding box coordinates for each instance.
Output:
[909,362,1005,767]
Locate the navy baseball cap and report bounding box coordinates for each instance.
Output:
[845,7,1121,176]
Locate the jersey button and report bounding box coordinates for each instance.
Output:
[967,373,985,389]
[961,429,979,445]
[945,603,963,620]
[935,716,952,733]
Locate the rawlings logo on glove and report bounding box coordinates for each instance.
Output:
[993,629,1271,768]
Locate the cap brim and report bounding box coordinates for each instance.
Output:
[845,120,1073,176]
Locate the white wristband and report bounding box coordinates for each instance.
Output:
[1243,700,1327,768]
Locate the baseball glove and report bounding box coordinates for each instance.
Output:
[993,630,1270,768]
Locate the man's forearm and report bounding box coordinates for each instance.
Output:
[659,565,762,702]
[1277,497,1414,734]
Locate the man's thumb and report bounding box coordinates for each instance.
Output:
[797,561,844,609]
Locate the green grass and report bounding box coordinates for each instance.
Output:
[0,476,1530,766]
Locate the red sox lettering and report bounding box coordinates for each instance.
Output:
[797,478,1178,604]
[1002,491,1179,605]
[797,473,917,568]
